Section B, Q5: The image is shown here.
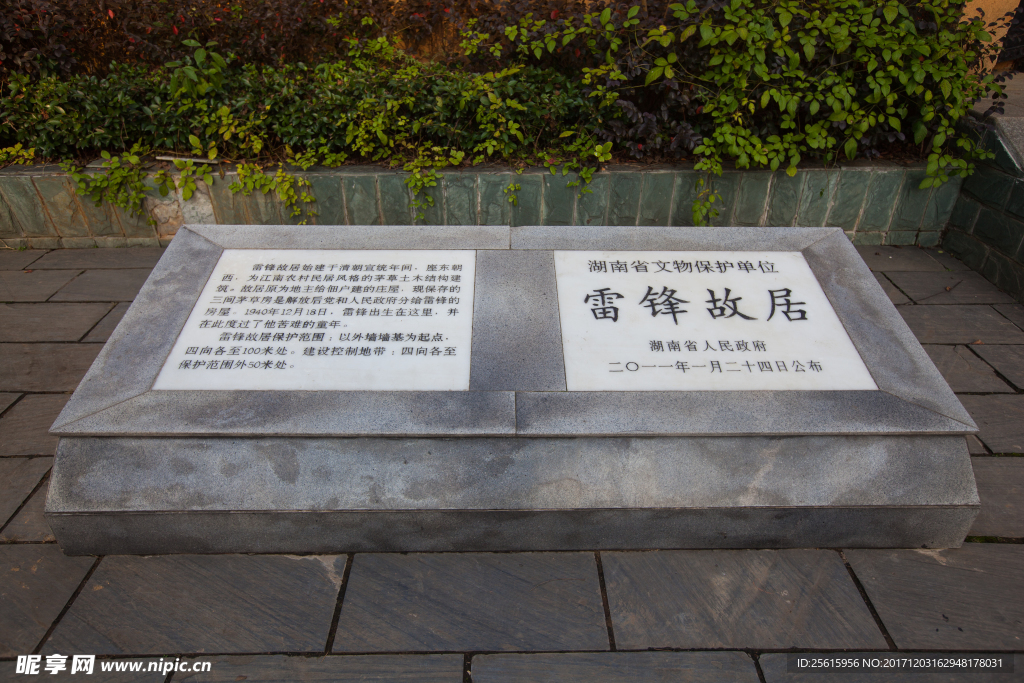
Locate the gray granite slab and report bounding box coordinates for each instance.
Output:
[0,394,67,455]
[0,544,94,657]
[994,303,1024,331]
[0,249,47,270]
[900,305,1024,344]
[43,554,345,655]
[923,345,1014,393]
[0,457,51,525]
[187,223,511,250]
[972,344,1024,388]
[0,660,165,682]
[512,225,837,251]
[603,549,887,650]
[0,344,100,393]
[873,273,911,305]
[759,653,1022,682]
[0,269,79,302]
[958,395,1024,453]
[885,271,1017,304]
[0,392,19,414]
[333,552,607,652]
[0,484,55,542]
[49,268,153,302]
[174,655,464,682]
[969,458,1024,538]
[472,652,760,683]
[855,245,945,271]
[515,391,973,436]
[924,248,972,271]
[51,391,515,436]
[82,302,131,343]
[46,435,978,553]
[0,302,112,341]
[470,249,565,391]
[846,545,1024,650]
[29,247,165,269]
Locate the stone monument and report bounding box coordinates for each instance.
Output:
[46,224,980,554]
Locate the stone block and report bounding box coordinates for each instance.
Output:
[607,171,642,226]
[1004,180,1024,219]
[44,554,345,654]
[0,485,54,542]
[445,173,477,225]
[669,171,702,226]
[58,237,101,250]
[0,394,69,455]
[846,545,1024,650]
[0,545,94,658]
[851,231,884,245]
[855,245,944,271]
[941,230,989,271]
[707,172,740,226]
[207,174,247,224]
[886,230,918,246]
[307,175,346,225]
[916,231,941,248]
[333,553,607,652]
[924,177,961,231]
[0,269,79,302]
[0,302,111,341]
[922,345,1013,393]
[510,174,542,227]
[472,652,760,683]
[542,173,576,225]
[796,170,839,227]
[576,174,609,225]
[416,182,445,225]
[958,395,1024,453]
[110,204,157,239]
[0,250,47,270]
[124,237,160,248]
[973,344,1024,388]
[885,271,1017,305]
[0,456,51,525]
[859,170,903,231]
[732,171,771,226]
[343,175,380,225]
[827,169,871,229]
[0,191,20,238]
[980,251,1024,302]
[969,458,1024,538]
[949,195,981,232]
[0,343,101,392]
[963,164,1015,209]
[174,655,463,682]
[767,171,803,227]
[32,175,89,238]
[379,174,413,225]
[974,207,1024,256]
[49,269,152,302]
[603,549,887,650]
[890,169,932,231]
[900,305,1024,344]
[478,174,511,225]
[637,172,674,226]
[0,176,57,237]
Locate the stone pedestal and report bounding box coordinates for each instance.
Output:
[47,224,980,554]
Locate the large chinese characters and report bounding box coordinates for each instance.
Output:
[556,251,877,391]
[153,249,476,391]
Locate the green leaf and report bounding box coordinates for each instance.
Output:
[883,5,898,23]
[844,137,858,159]
[761,90,770,108]
[699,23,714,42]
[680,24,697,41]
[888,116,901,132]
[188,135,201,148]
[933,131,946,148]
[778,11,792,27]
[919,176,935,189]
[628,6,640,18]
[803,42,814,61]
[645,66,664,85]
[600,8,612,25]
[913,120,928,145]
[195,48,207,64]
[559,130,576,137]
[940,80,951,100]
[809,100,820,115]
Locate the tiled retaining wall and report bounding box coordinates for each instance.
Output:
[944,121,1024,302]
[0,162,958,249]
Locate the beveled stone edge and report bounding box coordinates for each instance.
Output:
[510,224,838,250]
[187,223,512,250]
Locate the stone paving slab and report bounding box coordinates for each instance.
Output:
[333,553,607,652]
[0,394,69,455]
[0,270,80,302]
[967,435,989,454]
[174,655,464,682]
[994,304,1024,331]
[0,250,47,271]
[49,269,152,302]
[0,303,113,342]
[82,302,130,343]
[969,458,1024,538]
[922,345,1013,393]
[958,395,1024,453]
[0,544,94,657]
[873,273,911,305]
[885,271,1018,305]
[601,550,887,650]
[0,457,51,526]
[0,344,101,392]
[926,249,972,272]
[972,345,1024,389]
[899,306,1024,344]
[0,483,54,542]
[855,246,945,271]
[759,653,1023,682]
[0,660,165,682]
[44,554,345,655]
[471,652,760,683]
[845,545,1024,650]
[0,392,18,414]
[29,248,164,270]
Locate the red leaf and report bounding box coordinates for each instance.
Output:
[173,25,178,34]
[107,9,114,18]
[551,9,559,19]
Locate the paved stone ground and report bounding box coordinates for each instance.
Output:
[0,245,1022,682]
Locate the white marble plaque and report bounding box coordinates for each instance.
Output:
[554,251,877,391]
[153,249,475,391]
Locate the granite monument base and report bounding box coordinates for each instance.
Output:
[47,224,980,554]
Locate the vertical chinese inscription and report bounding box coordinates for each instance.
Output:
[153,249,476,391]
[555,251,877,391]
